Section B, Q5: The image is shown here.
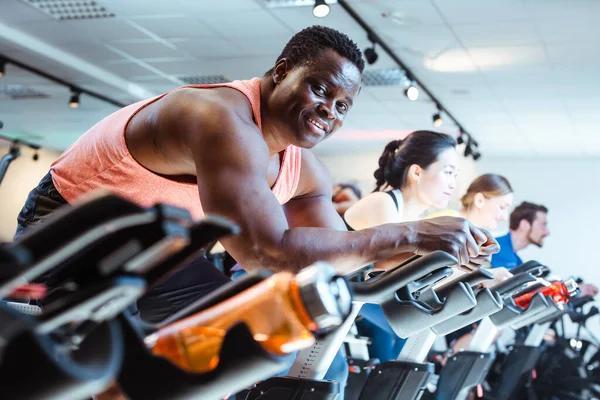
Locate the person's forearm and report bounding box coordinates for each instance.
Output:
[252,223,416,275]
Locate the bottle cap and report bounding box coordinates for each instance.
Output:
[563,278,579,298]
[295,262,352,334]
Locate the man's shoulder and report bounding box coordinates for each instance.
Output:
[165,86,254,123]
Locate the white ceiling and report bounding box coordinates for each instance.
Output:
[0,0,599,157]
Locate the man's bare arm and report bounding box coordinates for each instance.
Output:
[160,90,498,273]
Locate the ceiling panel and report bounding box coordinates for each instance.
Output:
[351,0,446,26]
[527,0,600,23]
[199,10,293,38]
[461,111,514,125]
[0,1,51,23]
[100,0,263,18]
[63,19,150,42]
[467,45,548,71]
[452,22,542,47]
[432,0,531,24]
[108,40,189,59]
[379,25,460,59]
[546,44,600,67]
[10,20,95,46]
[57,42,124,64]
[128,16,219,39]
[100,60,159,79]
[144,59,209,77]
[168,37,247,58]
[501,98,566,116]
[269,4,363,37]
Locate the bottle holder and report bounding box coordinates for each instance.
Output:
[118,317,297,400]
[431,287,503,336]
[510,295,562,329]
[382,282,477,338]
[0,303,123,400]
[489,293,549,328]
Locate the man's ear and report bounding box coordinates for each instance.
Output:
[518,219,531,232]
[273,58,289,84]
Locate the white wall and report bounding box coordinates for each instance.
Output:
[477,156,600,286]
[0,145,61,241]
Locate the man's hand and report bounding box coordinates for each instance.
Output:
[405,216,500,269]
[481,267,513,288]
[579,283,599,297]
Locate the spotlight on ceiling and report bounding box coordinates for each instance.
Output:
[364,44,378,65]
[464,140,473,157]
[432,110,443,127]
[69,90,80,108]
[32,151,39,161]
[472,151,481,161]
[404,82,419,101]
[456,134,465,145]
[313,0,330,17]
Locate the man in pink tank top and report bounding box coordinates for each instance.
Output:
[16,25,498,327]
[15,25,500,400]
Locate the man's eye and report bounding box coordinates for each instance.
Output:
[313,85,326,96]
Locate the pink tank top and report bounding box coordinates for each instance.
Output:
[50,78,302,220]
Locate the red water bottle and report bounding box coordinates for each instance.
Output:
[513,278,578,308]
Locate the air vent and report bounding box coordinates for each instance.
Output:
[264,0,337,8]
[0,85,50,100]
[21,0,115,20]
[362,68,408,86]
[179,75,231,85]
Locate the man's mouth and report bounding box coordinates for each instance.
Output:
[306,116,328,134]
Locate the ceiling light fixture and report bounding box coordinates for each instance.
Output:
[432,105,443,127]
[69,89,80,108]
[364,45,378,65]
[0,59,5,78]
[404,82,419,101]
[313,0,330,17]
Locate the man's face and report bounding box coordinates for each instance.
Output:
[528,211,550,247]
[270,49,362,148]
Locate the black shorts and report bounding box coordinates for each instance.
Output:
[15,172,231,324]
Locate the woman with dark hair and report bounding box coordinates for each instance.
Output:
[344,131,459,230]
[343,131,459,363]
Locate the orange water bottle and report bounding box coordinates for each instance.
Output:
[144,263,351,374]
[513,278,578,308]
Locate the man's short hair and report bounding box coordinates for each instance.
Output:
[510,201,548,230]
[265,25,365,76]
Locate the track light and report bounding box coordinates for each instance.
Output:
[472,151,481,161]
[364,45,378,65]
[456,134,465,145]
[69,90,80,108]
[0,59,5,78]
[404,82,419,101]
[432,106,443,127]
[464,140,473,157]
[313,0,330,17]
[32,151,39,161]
